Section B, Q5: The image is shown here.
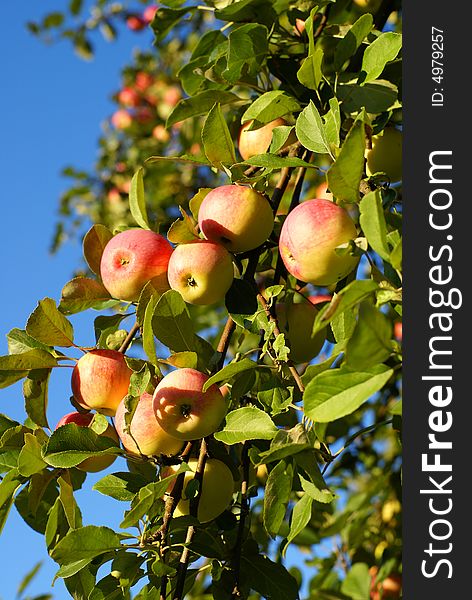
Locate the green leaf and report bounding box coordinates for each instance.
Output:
[18,433,47,477]
[94,313,129,348]
[201,103,237,169]
[160,351,198,370]
[152,290,195,353]
[7,328,52,355]
[304,364,394,422]
[23,369,51,428]
[43,424,121,468]
[297,46,323,91]
[189,188,212,221]
[361,32,402,83]
[203,358,258,391]
[82,224,113,276]
[93,472,147,502]
[26,298,74,347]
[295,102,331,155]
[359,190,390,260]
[59,277,116,315]
[142,292,160,366]
[341,562,371,600]
[240,154,317,169]
[214,407,278,444]
[223,23,268,84]
[324,98,341,149]
[334,13,373,71]
[0,469,24,534]
[263,459,293,537]
[215,0,277,26]
[129,168,150,230]
[51,525,121,578]
[151,6,195,42]
[390,399,402,415]
[312,279,379,336]
[16,561,44,598]
[0,350,57,371]
[58,473,82,529]
[327,117,365,204]
[337,80,398,114]
[241,552,299,600]
[167,214,199,244]
[295,450,336,504]
[241,90,301,125]
[285,494,313,552]
[256,424,311,464]
[346,302,393,369]
[167,90,242,128]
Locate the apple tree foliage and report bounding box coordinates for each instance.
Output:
[2,1,403,598]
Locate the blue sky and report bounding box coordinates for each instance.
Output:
[0,2,154,596]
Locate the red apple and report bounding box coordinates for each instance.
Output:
[143,5,158,24]
[163,457,234,522]
[279,198,359,286]
[126,15,146,31]
[111,109,132,129]
[309,294,332,305]
[163,86,182,108]
[117,87,140,107]
[55,412,119,472]
[135,106,154,124]
[115,392,183,457]
[370,567,402,599]
[167,240,234,305]
[153,368,227,440]
[394,321,402,342]
[152,124,170,142]
[294,18,306,35]
[135,72,153,92]
[238,118,296,160]
[72,349,132,416]
[100,229,173,302]
[198,185,274,253]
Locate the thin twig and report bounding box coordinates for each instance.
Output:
[231,442,251,599]
[118,321,141,354]
[173,438,208,600]
[257,293,305,394]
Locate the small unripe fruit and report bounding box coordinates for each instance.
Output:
[55,412,119,472]
[115,392,183,457]
[198,185,274,253]
[135,72,154,91]
[167,240,234,305]
[279,198,358,286]
[153,368,227,440]
[100,229,173,302]
[72,349,132,416]
[164,458,234,522]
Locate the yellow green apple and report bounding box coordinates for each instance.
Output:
[153,368,227,440]
[278,295,327,363]
[100,228,173,302]
[238,118,296,160]
[198,184,274,253]
[167,240,234,305]
[71,349,132,416]
[279,198,358,286]
[366,127,402,183]
[164,457,234,522]
[115,391,184,457]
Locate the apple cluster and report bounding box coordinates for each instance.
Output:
[125,4,158,33]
